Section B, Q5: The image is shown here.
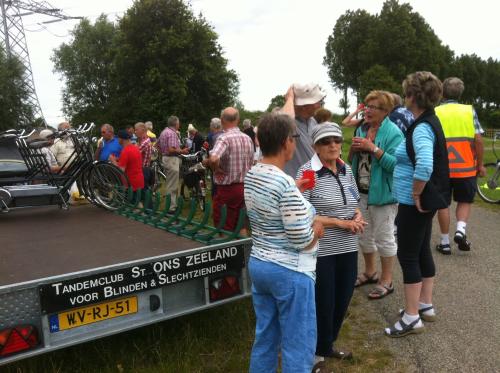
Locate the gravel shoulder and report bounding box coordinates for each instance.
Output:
[356,204,500,373]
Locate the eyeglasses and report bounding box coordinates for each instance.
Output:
[364,104,385,111]
[317,136,343,146]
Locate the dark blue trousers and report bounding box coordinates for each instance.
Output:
[315,251,358,357]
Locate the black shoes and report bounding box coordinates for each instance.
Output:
[454,231,471,251]
[436,243,451,255]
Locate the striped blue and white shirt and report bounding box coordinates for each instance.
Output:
[244,163,317,279]
[298,154,360,257]
[393,123,436,205]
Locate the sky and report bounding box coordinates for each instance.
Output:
[17,0,500,127]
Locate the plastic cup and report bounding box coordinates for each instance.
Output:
[302,170,316,190]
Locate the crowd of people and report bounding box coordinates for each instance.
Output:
[36,72,485,373]
[243,75,484,373]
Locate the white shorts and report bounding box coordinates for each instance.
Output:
[358,193,397,257]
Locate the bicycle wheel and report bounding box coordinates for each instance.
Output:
[152,166,167,193]
[76,166,97,205]
[476,162,500,204]
[88,163,130,210]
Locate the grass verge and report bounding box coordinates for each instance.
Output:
[5,291,408,372]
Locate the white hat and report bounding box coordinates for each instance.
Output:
[39,129,54,139]
[311,122,342,144]
[293,83,326,106]
[187,123,196,133]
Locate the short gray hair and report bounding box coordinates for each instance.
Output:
[134,122,147,131]
[210,117,222,130]
[242,119,252,129]
[167,116,179,128]
[101,123,114,133]
[145,121,153,130]
[58,121,70,130]
[442,77,464,100]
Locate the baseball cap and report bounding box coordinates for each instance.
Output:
[294,83,327,106]
[39,129,54,139]
[117,129,131,139]
[311,122,343,144]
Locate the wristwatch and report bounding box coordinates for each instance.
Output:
[372,146,379,154]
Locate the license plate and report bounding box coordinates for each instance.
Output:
[49,296,138,333]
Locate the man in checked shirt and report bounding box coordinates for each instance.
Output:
[203,107,254,232]
[135,122,153,188]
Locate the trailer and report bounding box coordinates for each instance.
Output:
[0,205,252,365]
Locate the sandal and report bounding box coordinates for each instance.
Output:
[326,348,353,360]
[384,317,424,338]
[368,283,394,300]
[311,360,333,373]
[399,306,436,322]
[354,272,379,287]
[436,243,451,255]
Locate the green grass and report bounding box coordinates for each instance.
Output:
[4,294,402,373]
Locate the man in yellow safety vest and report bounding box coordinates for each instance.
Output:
[435,78,486,254]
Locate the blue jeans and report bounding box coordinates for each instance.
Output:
[248,257,316,373]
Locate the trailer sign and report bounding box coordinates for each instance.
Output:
[39,245,245,314]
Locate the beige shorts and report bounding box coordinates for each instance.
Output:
[358,193,397,257]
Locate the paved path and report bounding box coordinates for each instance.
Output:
[358,204,500,372]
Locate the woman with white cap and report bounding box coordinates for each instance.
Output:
[297,123,366,370]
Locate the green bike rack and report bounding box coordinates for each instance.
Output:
[156,197,184,229]
[208,208,246,244]
[178,201,212,238]
[192,205,229,243]
[148,194,171,227]
[123,189,142,218]
[115,187,134,215]
[135,190,161,223]
[167,198,198,234]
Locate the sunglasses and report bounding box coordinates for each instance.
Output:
[317,136,343,146]
[364,104,385,111]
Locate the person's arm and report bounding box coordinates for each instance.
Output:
[474,134,486,176]
[342,104,364,127]
[281,86,295,117]
[412,124,435,212]
[375,127,404,172]
[203,136,226,171]
[94,141,103,161]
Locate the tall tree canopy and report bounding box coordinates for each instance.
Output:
[53,0,238,130]
[324,0,500,127]
[52,16,118,126]
[0,46,34,131]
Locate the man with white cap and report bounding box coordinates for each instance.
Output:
[282,83,326,177]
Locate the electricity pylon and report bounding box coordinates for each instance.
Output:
[0,0,81,126]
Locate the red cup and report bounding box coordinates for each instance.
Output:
[357,103,365,110]
[302,170,316,190]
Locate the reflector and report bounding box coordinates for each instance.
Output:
[209,275,241,302]
[0,325,39,357]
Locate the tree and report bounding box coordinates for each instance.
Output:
[266,95,285,112]
[52,15,118,126]
[52,0,239,130]
[323,9,378,102]
[324,0,453,100]
[358,65,401,100]
[113,0,239,129]
[0,45,34,131]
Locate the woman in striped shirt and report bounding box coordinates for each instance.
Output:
[244,113,324,373]
[297,123,366,366]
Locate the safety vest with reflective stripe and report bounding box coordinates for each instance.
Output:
[435,103,476,178]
